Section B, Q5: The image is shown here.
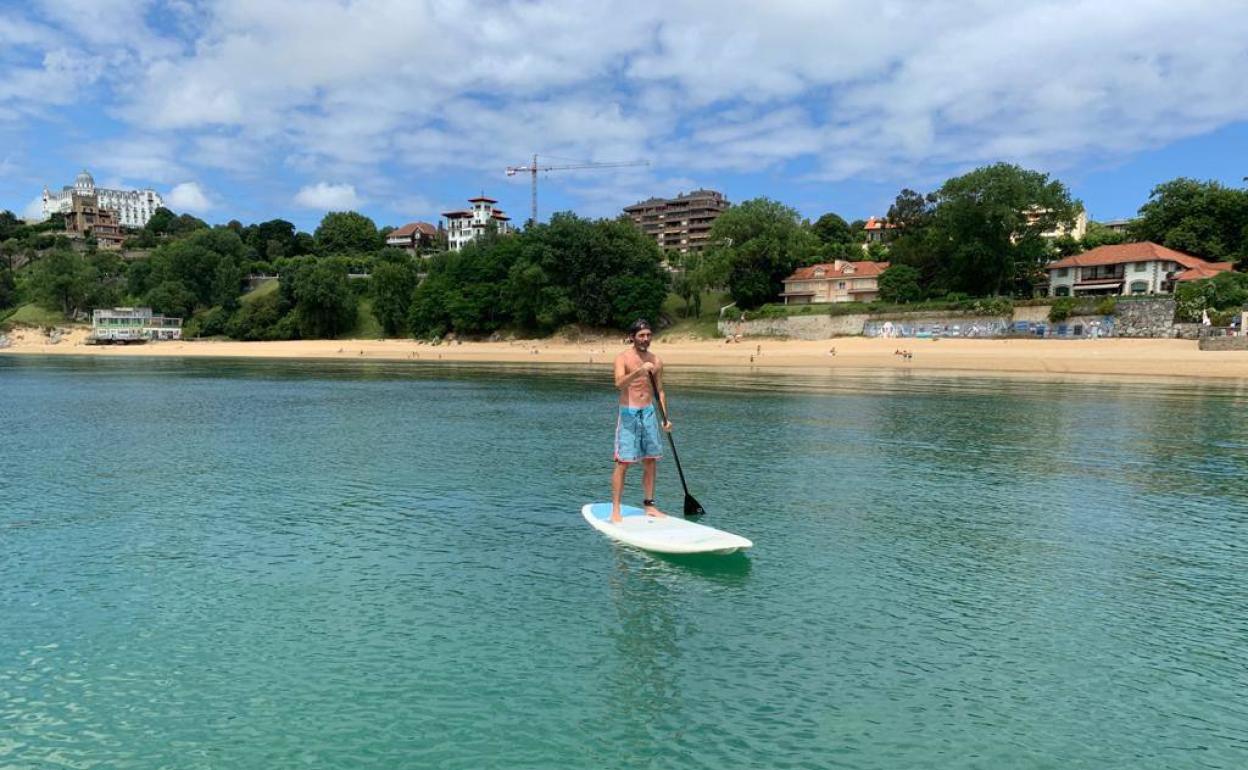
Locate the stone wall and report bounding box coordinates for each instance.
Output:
[719,313,868,340]
[1198,336,1248,351]
[1114,297,1176,338]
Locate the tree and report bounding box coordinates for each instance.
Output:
[1082,221,1128,250]
[925,163,1079,296]
[887,189,936,231]
[293,262,357,338]
[1174,271,1248,322]
[314,211,382,255]
[708,197,817,309]
[145,280,198,319]
[1130,178,1248,262]
[26,249,91,315]
[370,260,417,336]
[811,212,853,246]
[877,264,922,303]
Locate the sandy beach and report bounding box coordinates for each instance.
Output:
[3,325,1247,380]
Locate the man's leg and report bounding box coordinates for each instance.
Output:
[641,459,666,517]
[611,461,628,522]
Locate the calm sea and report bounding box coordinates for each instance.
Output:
[2,357,1246,769]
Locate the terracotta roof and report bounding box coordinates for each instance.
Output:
[1046,242,1208,270]
[388,221,437,238]
[1174,262,1235,282]
[863,216,897,231]
[785,261,890,282]
[442,210,471,218]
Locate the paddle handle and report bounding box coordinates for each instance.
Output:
[648,370,691,494]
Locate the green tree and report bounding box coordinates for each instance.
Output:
[144,280,198,319]
[811,212,853,246]
[314,211,382,255]
[1082,221,1128,249]
[293,262,357,338]
[877,264,922,303]
[1174,271,1248,322]
[27,249,91,315]
[370,260,418,336]
[709,197,817,309]
[924,163,1079,296]
[1130,178,1248,262]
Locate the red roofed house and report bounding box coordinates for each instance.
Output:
[781,260,890,304]
[862,216,898,244]
[385,221,438,253]
[1045,242,1234,297]
[442,195,514,251]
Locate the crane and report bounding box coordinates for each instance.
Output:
[506,154,649,225]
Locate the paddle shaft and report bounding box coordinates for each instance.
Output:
[647,370,691,495]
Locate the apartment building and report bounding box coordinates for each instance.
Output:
[623,189,729,254]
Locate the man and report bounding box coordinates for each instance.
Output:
[611,318,671,523]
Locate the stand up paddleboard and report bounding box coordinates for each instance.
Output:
[582,503,752,555]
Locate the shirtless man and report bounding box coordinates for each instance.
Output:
[611,318,671,523]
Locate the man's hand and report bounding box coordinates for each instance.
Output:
[641,361,656,373]
[662,420,672,432]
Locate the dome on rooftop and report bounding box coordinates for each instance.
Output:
[74,170,95,191]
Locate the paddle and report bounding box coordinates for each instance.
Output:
[648,370,706,518]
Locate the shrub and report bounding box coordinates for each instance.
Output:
[1094,296,1117,316]
[1049,298,1076,322]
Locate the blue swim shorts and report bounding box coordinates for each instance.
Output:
[615,404,663,463]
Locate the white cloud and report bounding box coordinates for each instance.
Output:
[166,181,214,212]
[293,182,362,210]
[11,0,1248,215]
[20,195,46,222]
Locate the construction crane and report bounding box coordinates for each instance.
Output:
[506,154,649,225]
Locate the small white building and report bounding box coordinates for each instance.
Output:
[442,196,513,251]
[90,308,182,343]
[1045,242,1231,297]
[42,170,163,229]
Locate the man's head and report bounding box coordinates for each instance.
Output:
[629,318,653,351]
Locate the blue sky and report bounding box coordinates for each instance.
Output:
[2,0,1247,234]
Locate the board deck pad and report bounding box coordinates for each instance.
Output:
[582,503,752,555]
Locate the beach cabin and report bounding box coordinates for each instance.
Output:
[90,307,183,343]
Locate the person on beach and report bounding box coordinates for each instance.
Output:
[611,318,671,523]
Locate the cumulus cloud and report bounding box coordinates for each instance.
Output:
[20,195,46,222]
[9,1,1248,215]
[166,181,214,212]
[294,182,362,210]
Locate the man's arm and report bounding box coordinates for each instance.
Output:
[654,362,672,430]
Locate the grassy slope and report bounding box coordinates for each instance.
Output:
[338,297,384,339]
[240,278,278,304]
[661,290,730,338]
[0,303,73,330]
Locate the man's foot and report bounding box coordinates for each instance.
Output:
[642,499,667,518]
[610,505,623,524]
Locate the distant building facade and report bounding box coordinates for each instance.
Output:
[781,260,890,304]
[1045,242,1232,297]
[42,170,163,228]
[89,307,182,343]
[386,221,438,253]
[442,196,513,251]
[1099,218,1134,234]
[65,193,125,250]
[1025,206,1088,241]
[623,189,730,254]
[861,216,898,244]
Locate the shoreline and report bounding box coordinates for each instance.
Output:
[3,327,1248,380]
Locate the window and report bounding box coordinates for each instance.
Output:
[1134,262,1147,272]
[1130,281,1148,295]
[837,281,846,289]
[1058,268,1069,277]
[1054,286,1071,297]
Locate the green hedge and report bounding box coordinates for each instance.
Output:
[724,296,1015,321]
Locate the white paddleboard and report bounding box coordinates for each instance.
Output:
[581,503,753,555]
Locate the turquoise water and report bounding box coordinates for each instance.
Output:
[2,357,1247,769]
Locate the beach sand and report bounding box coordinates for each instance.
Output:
[3,324,1247,380]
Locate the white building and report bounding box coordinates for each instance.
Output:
[42,170,164,229]
[89,307,182,343]
[1045,242,1231,297]
[442,196,513,251]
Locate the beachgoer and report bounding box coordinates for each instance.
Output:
[611,318,671,523]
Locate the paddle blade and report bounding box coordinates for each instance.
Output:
[684,494,706,517]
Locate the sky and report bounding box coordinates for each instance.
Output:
[2,0,1247,234]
